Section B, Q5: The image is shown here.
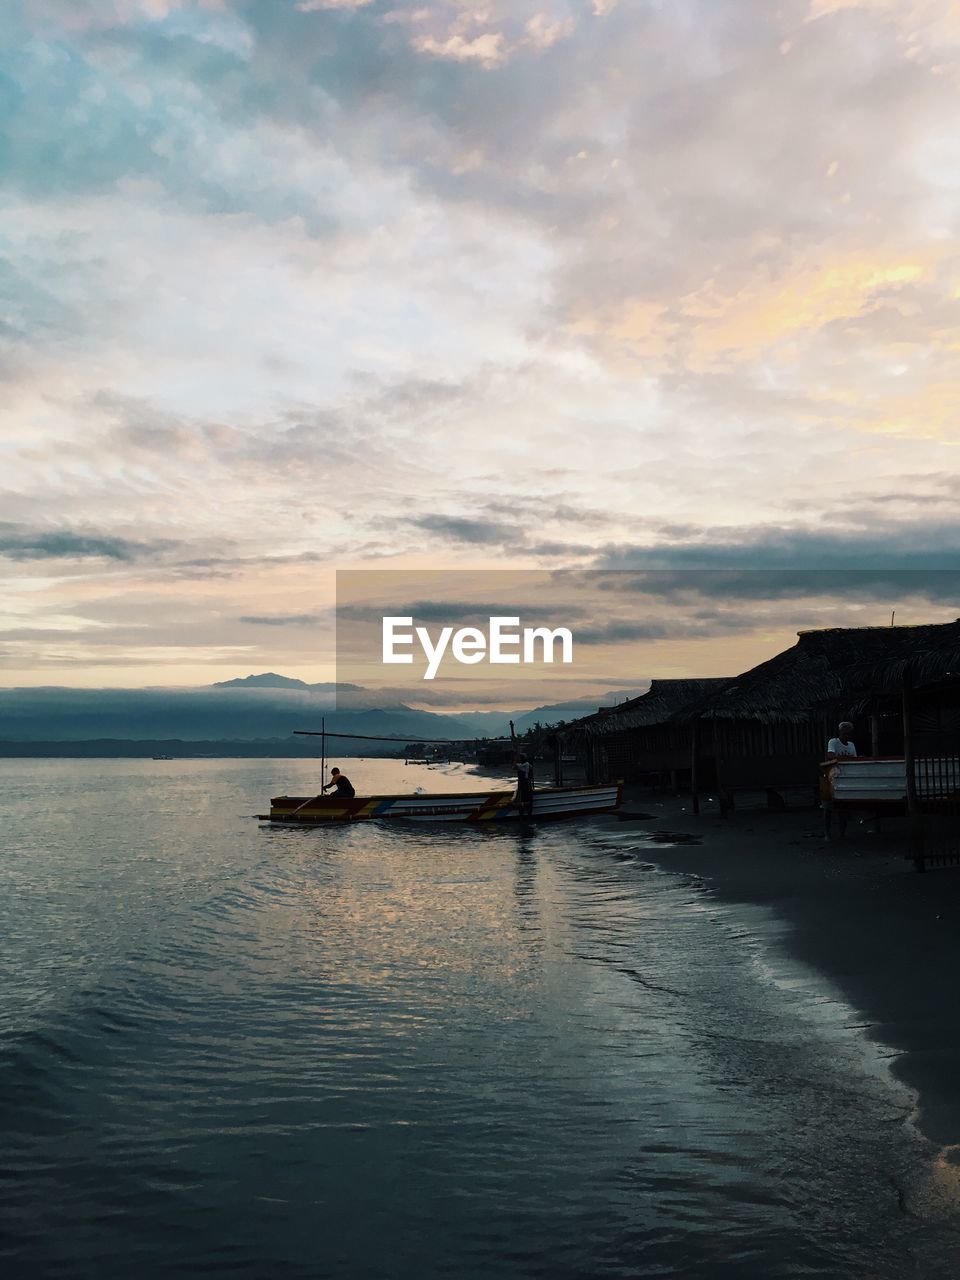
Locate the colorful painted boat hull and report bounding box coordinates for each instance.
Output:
[260,784,622,824]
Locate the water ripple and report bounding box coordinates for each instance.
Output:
[0,759,956,1278]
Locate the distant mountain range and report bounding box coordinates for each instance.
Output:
[213,673,351,692]
[0,674,645,751]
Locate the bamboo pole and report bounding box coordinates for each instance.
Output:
[713,718,728,817]
[902,675,924,871]
[690,720,700,815]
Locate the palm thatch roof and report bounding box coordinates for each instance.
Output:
[570,678,733,736]
[678,621,960,725]
[846,618,960,695]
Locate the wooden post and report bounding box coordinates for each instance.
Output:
[870,701,880,758]
[902,675,924,871]
[713,718,728,817]
[690,720,700,815]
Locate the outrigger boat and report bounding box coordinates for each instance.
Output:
[259,724,622,825]
[259,782,622,825]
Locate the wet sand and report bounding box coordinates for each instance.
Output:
[617,788,960,1152]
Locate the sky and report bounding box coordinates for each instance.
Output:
[2,0,959,700]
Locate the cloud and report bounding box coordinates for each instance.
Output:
[4,0,960,689]
[524,13,576,50]
[592,526,960,574]
[413,30,507,67]
[0,10,343,237]
[238,614,324,625]
[575,619,677,645]
[411,514,518,544]
[0,525,174,562]
[338,600,585,622]
[576,565,960,607]
[297,0,373,10]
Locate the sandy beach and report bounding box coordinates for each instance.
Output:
[614,788,960,1157]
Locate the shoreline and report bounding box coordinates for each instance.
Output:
[611,789,960,1153]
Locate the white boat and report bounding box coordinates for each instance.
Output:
[823,756,960,805]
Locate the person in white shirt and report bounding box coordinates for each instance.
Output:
[826,722,857,759]
[823,721,856,838]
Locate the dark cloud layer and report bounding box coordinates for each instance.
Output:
[0,524,174,562]
[594,533,960,577]
[411,515,518,545]
[338,600,585,624]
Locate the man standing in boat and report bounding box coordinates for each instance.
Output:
[321,767,356,798]
[515,753,534,817]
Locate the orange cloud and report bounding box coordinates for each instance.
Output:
[575,249,945,369]
[844,380,960,440]
[686,257,930,352]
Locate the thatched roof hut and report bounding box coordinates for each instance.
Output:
[845,619,960,696]
[568,622,960,801]
[842,620,960,762]
[572,678,734,737]
[679,622,960,726]
[568,678,733,786]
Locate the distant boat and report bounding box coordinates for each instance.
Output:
[152,754,174,761]
[258,783,622,825]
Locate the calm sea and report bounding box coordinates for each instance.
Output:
[1,758,957,1279]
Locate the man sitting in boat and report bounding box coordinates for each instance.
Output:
[515,753,534,817]
[321,767,356,799]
